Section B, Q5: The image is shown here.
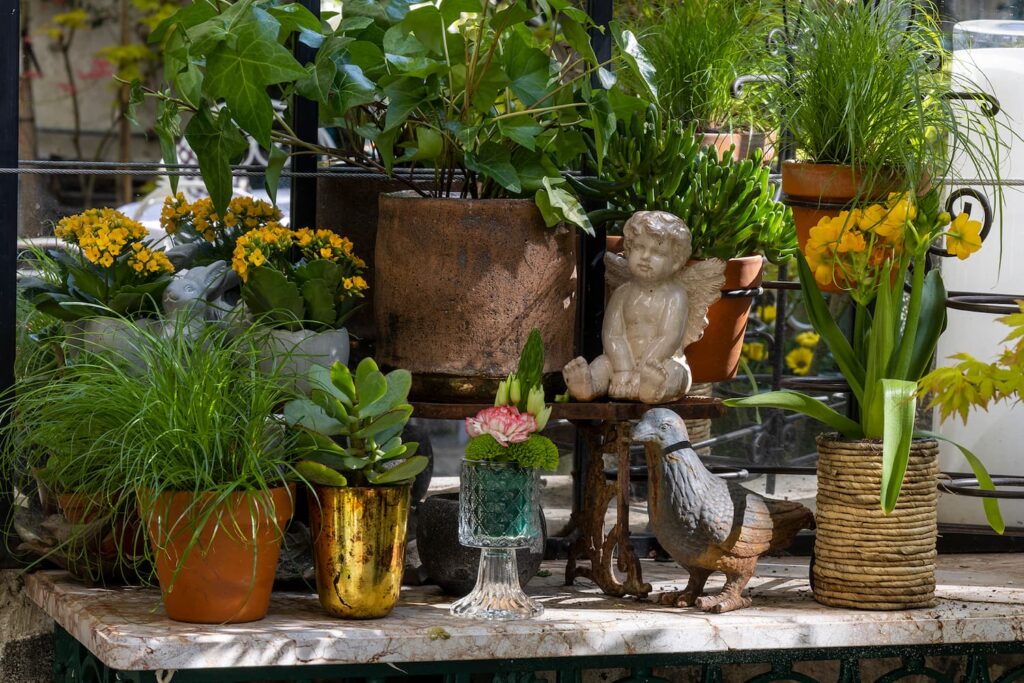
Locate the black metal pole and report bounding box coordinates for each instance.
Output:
[0,0,20,566]
[570,0,614,521]
[290,0,320,230]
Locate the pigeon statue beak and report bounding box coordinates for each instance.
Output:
[631,417,659,443]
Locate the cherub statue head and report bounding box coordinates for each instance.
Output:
[622,211,693,283]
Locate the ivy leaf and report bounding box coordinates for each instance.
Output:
[204,8,308,148]
[383,79,427,132]
[149,0,217,45]
[184,108,248,214]
[503,32,552,107]
[535,177,593,234]
[560,14,597,66]
[297,54,337,103]
[125,80,145,127]
[264,144,288,205]
[466,142,521,194]
[335,64,378,113]
[266,4,323,48]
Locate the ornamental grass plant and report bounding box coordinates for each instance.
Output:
[1,317,304,577]
[764,0,1002,197]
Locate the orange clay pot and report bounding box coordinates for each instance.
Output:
[139,485,295,623]
[685,255,765,383]
[700,130,775,165]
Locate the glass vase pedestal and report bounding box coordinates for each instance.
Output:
[450,548,543,620]
[450,460,543,621]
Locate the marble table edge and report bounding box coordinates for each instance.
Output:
[23,568,1024,673]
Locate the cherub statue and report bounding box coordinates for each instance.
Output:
[563,211,726,404]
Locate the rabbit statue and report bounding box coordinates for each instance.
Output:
[161,260,239,340]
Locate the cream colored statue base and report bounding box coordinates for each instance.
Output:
[563,211,726,404]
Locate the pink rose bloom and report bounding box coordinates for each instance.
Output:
[465,405,537,446]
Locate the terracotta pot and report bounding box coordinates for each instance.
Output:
[309,485,410,619]
[813,435,938,610]
[685,255,765,383]
[57,492,104,525]
[375,194,577,400]
[700,130,775,164]
[316,174,430,359]
[139,485,295,623]
[781,161,897,294]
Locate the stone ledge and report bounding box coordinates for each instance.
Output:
[24,555,1024,673]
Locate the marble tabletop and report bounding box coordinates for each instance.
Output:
[24,555,1024,672]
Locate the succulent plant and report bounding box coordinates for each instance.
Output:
[284,359,427,487]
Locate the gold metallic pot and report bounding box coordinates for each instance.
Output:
[309,484,411,619]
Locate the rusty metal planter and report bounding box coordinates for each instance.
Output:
[374,194,577,399]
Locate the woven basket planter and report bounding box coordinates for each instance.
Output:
[812,434,939,610]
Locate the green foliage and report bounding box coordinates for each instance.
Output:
[144,0,660,232]
[283,359,427,487]
[0,319,304,577]
[242,259,363,332]
[633,0,777,129]
[21,248,173,322]
[759,0,1003,199]
[465,434,559,472]
[571,107,795,262]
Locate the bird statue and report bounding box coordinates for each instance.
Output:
[633,408,815,613]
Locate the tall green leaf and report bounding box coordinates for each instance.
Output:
[880,379,916,513]
[917,429,1005,534]
[723,391,864,439]
[184,108,249,214]
[906,269,948,381]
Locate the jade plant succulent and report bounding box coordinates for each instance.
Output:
[284,359,428,487]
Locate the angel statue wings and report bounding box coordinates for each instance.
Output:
[563,211,726,404]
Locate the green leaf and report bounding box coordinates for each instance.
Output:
[381,441,416,461]
[723,391,865,439]
[355,368,388,411]
[155,100,183,194]
[502,32,551,107]
[295,460,348,487]
[266,4,323,47]
[535,177,593,234]
[353,406,413,439]
[795,252,865,402]
[150,0,218,44]
[240,266,305,327]
[470,60,510,112]
[300,279,337,327]
[368,455,428,484]
[335,64,378,113]
[125,80,145,127]
[308,364,353,407]
[204,8,308,148]
[611,25,657,101]
[589,89,615,175]
[265,145,288,205]
[917,430,1005,534]
[906,270,948,381]
[331,361,357,402]
[516,329,544,393]
[311,388,348,422]
[880,379,917,513]
[498,116,543,151]
[184,108,249,215]
[297,55,337,104]
[383,79,427,132]
[362,369,413,419]
[399,5,445,54]
[284,399,345,436]
[304,450,368,473]
[561,14,597,66]
[466,142,521,193]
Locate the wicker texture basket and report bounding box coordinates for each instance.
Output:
[813,434,939,610]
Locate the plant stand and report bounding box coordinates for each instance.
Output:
[411,397,725,599]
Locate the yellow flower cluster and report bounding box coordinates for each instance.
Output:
[795,331,820,348]
[806,193,984,290]
[231,223,294,282]
[127,242,175,275]
[741,342,766,363]
[56,208,149,268]
[295,228,367,269]
[160,194,282,243]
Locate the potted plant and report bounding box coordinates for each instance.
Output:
[633,0,777,160]
[754,0,1001,284]
[20,208,176,356]
[160,193,283,267]
[137,0,658,398]
[2,321,302,620]
[573,108,795,383]
[450,330,558,621]
[283,359,427,619]
[724,190,1002,609]
[230,223,367,386]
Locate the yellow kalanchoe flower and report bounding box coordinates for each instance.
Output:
[742,342,767,362]
[785,347,814,376]
[795,331,820,348]
[945,212,983,260]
